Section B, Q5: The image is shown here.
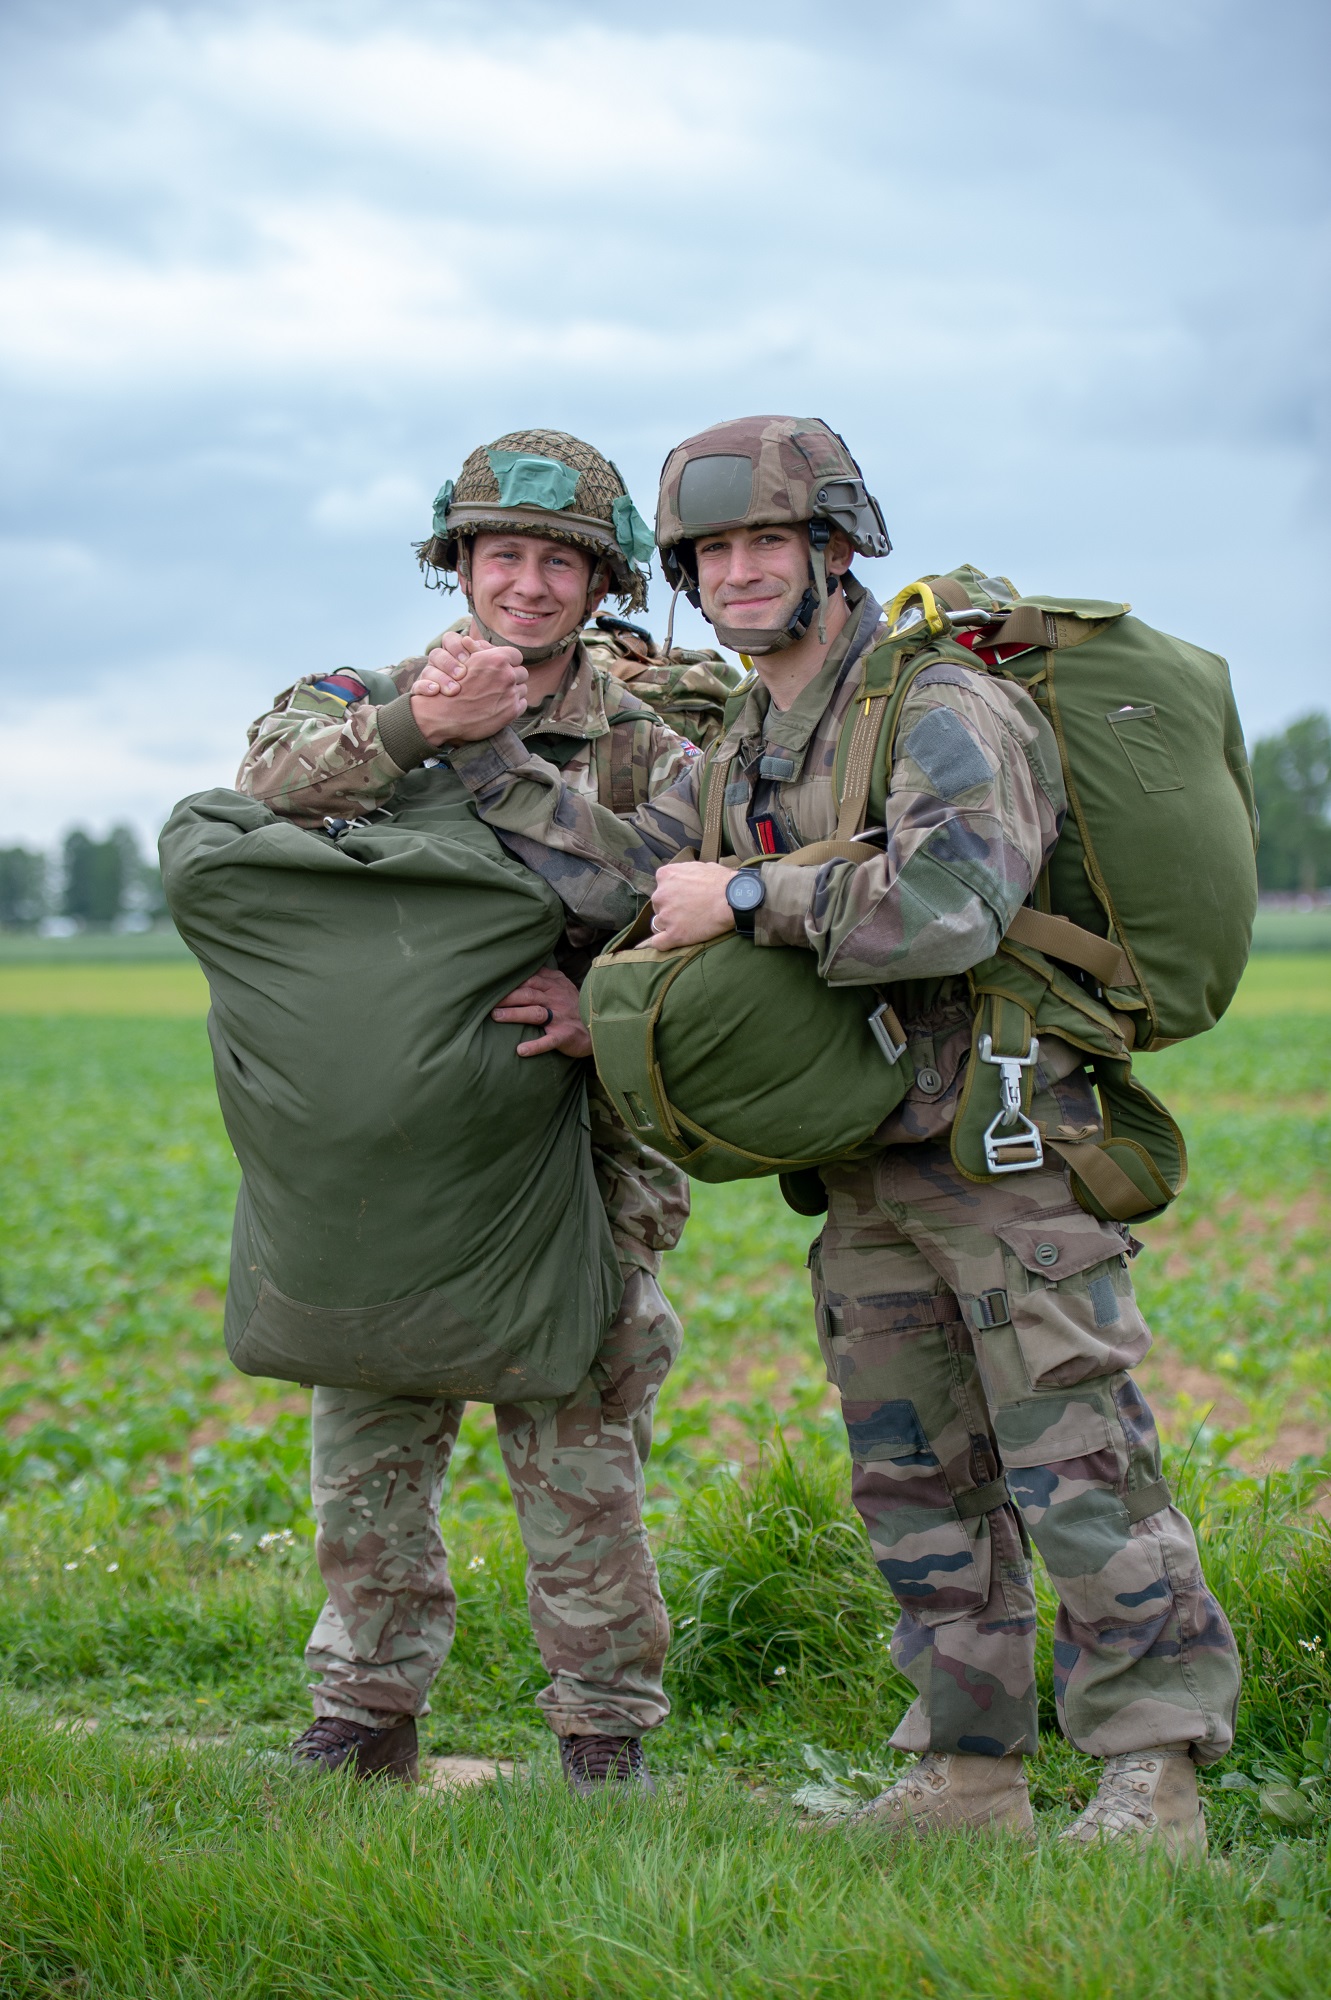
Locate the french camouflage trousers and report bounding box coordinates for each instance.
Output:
[304,1262,682,1738]
[813,1143,1241,1765]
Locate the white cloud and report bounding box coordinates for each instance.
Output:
[311,473,427,534]
[2,652,267,851]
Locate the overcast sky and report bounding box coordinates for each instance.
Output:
[1,0,1327,848]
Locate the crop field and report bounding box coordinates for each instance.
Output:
[0,950,1327,1996]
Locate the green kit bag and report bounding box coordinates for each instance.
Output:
[581,907,913,1181]
[160,774,621,1400]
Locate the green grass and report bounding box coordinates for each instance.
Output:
[2,1718,1329,2000]
[0,956,1327,1992]
[4,1714,1329,2000]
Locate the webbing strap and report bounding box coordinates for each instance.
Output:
[783,837,874,867]
[1125,1477,1171,1524]
[954,1475,1012,1520]
[1048,1138,1158,1221]
[593,715,653,816]
[698,749,732,864]
[988,605,1056,649]
[925,575,974,612]
[835,693,889,840]
[1005,907,1132,988]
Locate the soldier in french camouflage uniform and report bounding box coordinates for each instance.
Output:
[237,431,708,1794]
[432,416,1241,1851]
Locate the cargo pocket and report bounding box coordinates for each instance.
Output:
[1106,704,1184,794]
[846,1391,992,1627]
[995,1215,1152,1391]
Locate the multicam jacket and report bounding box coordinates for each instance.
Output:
[446,578,1102,1147]
[235,633,698,1270]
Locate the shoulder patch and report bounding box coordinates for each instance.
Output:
[902,706,995,800]
[311,672,368,705]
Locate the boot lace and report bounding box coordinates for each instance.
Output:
[293,1716,372,1754]
[561,1733,645,1784]
[1075,1752,1164,1832]
[884,1752,951,1801]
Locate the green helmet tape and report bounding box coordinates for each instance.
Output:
[485,450,581,513]
[612,493,655,566]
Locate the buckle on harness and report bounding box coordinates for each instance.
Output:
[868,1001,908,1067]
[978,1032,1044,1174]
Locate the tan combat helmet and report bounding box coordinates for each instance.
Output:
[416,428,654,661]
[656,415,890,653]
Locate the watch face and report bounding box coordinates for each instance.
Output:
[727,871,766,912]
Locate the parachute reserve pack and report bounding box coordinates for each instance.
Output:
[581,615,748,751]
[581,566,1258,1224]
[160,775,622,1400]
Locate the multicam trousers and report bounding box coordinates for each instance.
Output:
[813,1143,1241,1764]
[304,1262,682,1738]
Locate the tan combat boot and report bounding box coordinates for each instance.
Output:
[842,1751,1034,1837]
[1060,1749,1207,1858]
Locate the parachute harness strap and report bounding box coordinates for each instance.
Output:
[699,747,733,865]
[835,694,890,841]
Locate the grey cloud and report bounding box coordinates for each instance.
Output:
[1,0,1327,844]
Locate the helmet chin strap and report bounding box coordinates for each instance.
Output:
[461,551,607,667]
[711,572,838,655]
[707,522,837,656]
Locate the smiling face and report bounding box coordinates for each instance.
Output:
[692,523,852,631]
[466,531,601,652]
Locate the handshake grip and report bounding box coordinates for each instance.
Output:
[409,638,530,748]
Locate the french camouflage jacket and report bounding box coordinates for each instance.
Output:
[236,634,699,1271]
[447,578,1101,1149]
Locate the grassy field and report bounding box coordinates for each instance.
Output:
[0,952,1327,1995]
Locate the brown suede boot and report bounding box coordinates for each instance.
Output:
[559,1733,656,1798]
[1060,1749,1207,1857]
[289,1713,419,1784]
[841,1752,1033,1837]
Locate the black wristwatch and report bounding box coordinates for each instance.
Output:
[725,868,767,938]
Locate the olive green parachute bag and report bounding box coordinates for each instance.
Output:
[159,772,621,1400]
[581,906,914,1181]
[581,566,1258,1222]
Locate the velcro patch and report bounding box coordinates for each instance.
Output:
[312,673,368,706]
[903,706,995,799]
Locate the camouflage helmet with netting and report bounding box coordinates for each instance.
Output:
[656,415,890,586]
[416,429,653,612]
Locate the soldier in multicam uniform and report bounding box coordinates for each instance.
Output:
[431,416,1243,1852]
[237,431,703,1795]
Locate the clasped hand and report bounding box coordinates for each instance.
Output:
[644,862,736,951]
[409,630,529,746]
[490,966,591,1060]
